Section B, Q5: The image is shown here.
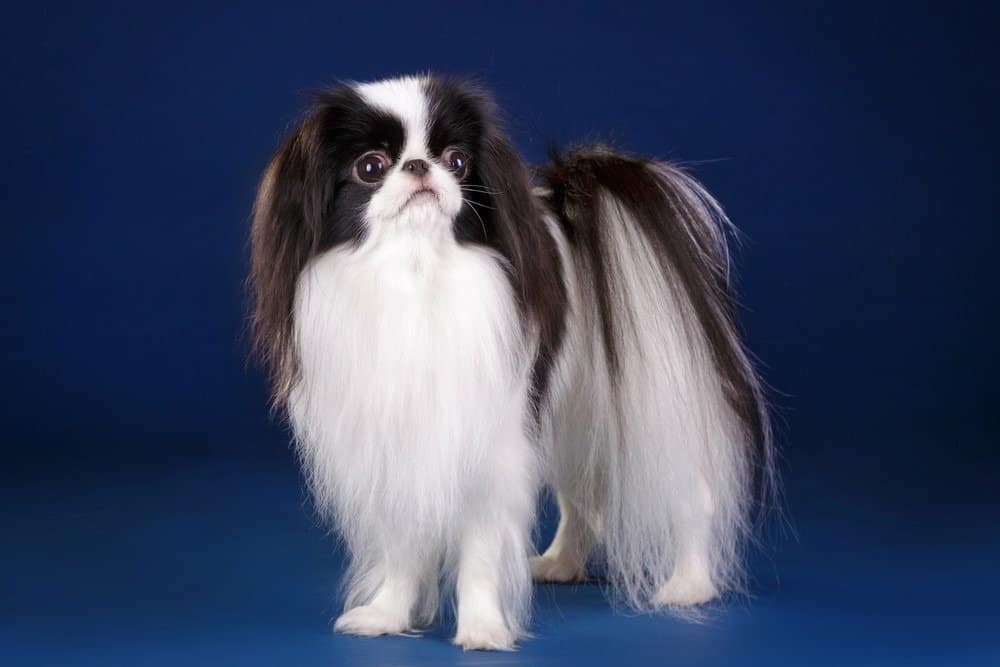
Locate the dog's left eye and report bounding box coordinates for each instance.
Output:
[441,147,470,180]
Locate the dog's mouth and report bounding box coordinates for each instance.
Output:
[402,187,439,210]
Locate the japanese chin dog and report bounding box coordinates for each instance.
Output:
[248,74,773,650]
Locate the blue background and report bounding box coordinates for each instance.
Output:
[3,2,998,665]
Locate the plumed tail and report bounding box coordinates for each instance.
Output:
[539,146,774,610]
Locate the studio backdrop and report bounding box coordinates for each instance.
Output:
[2,2,997,665]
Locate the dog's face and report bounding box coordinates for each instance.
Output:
[349,78,471,234]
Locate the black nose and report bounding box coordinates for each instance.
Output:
[402,159,429,176]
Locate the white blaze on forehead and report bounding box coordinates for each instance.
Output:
[355,76,430,161]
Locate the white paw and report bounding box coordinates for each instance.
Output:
[651,572,718,607]
[530,553,586,583]
[453,617,517,651]
[333,604,411,637]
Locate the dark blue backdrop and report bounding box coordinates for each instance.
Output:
[3,2,997,665]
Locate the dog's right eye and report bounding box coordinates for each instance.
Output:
[355,151,390,183]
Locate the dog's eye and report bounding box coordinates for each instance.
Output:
[441,147,470,180]
[355,151,390,183]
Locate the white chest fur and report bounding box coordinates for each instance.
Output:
[288,233,531,540]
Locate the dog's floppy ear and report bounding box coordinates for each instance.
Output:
[476,123,568,409]
[249,111,336,404]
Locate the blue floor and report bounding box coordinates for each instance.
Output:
[5,454,998,666]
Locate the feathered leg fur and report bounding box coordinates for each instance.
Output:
[452,413,536,649]
[536,148,772,612]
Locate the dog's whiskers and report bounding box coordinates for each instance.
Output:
[460,185,503,195]
[462,197,490,238]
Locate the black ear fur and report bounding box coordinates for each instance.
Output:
[249,110,336,403]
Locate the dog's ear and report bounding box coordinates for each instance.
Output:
[477,124,568,409]
[249,111,336,404]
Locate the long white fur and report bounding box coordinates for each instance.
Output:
[536,173,760,613]
[286,76,763,649]
[289,78,537,650]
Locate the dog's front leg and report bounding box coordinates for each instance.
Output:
[453,414,536,651]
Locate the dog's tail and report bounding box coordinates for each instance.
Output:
[538,147,774,610]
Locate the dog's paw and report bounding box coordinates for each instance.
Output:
[333,604,411,637]
[453,617,517,651]
[651,571,718,607]
[530,553,586,583]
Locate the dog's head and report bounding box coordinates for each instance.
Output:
[249,75,557,400]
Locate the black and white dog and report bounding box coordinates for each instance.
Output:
[249,75,772,650]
